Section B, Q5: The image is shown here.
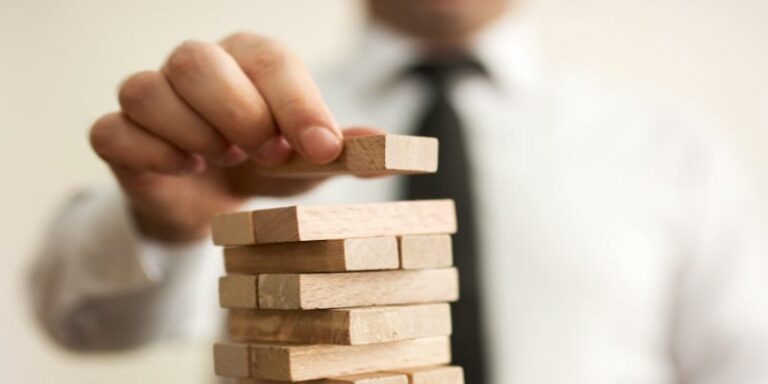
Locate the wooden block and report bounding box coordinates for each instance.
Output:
[213,199,456,245]
[224,237,399,274]
[398,235,453,269]
[214,343,251,378]
[255,135,438,177]
[214,336,451,381]
[220,275,258,309]
[323,373,409,384]
[236,371,408,384]
[212,211,256,246]
[257,268,459,310]
[228,303,452,345]
[389,366,464,384]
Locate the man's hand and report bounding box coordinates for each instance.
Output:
[89,33,375,243]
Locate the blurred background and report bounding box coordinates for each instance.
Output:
[1,0,766,382]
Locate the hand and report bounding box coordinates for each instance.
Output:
[89,33,379,243]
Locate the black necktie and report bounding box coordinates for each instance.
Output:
[403,57,488,384]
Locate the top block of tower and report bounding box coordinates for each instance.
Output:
[213,199,456,245]
[256,135,438,176]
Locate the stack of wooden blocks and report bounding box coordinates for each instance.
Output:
[211,135,465,384]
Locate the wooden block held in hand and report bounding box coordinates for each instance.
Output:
[255,135,438,177]
[216,336,451,381]
[257,268,459,310]
[228,303,452,345]
[213,199,456,245]
[225,237,399,274]
[219,275,258,309]
[398,235,453,269]
[389,366,465,384]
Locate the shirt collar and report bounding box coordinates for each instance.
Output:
[346,13,543,97]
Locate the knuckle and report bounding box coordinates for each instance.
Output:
[89,114,121,160]
[220,33,299,80]
[245,40,294,77]
[220,106,271,150]
[274,92,308,114]
[221,31,264,46]
[118,71,162,112]
[276,96,327,130]
[166,40,216,76]
[188,131,229,155]
[151,151,184,173]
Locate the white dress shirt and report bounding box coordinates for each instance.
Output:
[29,16,768,384]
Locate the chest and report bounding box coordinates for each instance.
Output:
[317,77,681,380]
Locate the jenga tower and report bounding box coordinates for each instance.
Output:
[210,135,465,383]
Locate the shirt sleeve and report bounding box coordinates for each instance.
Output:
[27,184,223,351]
[673,126,768,383]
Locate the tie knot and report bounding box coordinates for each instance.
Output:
[408,56,485,86]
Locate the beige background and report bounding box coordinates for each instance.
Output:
[1,0,766,382]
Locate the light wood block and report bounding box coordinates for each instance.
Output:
[213,211,256,246]
[389,366,464,384]
[255,135,438,177]
[220,275,258,309]
[256,268,459,310]
[214,336,451,381]
[236,371,408,384]
[322,373,409,384]
[228,303,451,345]
[398,235,453,269]
[214,343,251,378]
[213,199,456,245]
[224,237,399,274]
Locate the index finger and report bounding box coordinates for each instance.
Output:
[220,33,342,165]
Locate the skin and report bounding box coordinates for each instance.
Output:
[90,1,509,243]
[367,0,510,53]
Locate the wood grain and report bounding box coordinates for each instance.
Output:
[398,235,453,269]
[219,275,258,309]
[213,199,456,245]
[257,268,459,310]
[214,342,251,378]
[212,211,256,246]
[389,366,464,383]
[227,303,451,345]
[255,135,438,177]
[322,373,409,384]
[224,237,399,274]
[236,371,408,384]
[214,336,451,381]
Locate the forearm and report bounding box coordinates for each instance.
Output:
[28,185,222,351]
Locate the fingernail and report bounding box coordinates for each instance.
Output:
[255,136,293,165]
[181,154,206,174]
[299,126,342,164]
[217,145,248,167]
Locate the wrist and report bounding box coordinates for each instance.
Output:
[131,206,212,244]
